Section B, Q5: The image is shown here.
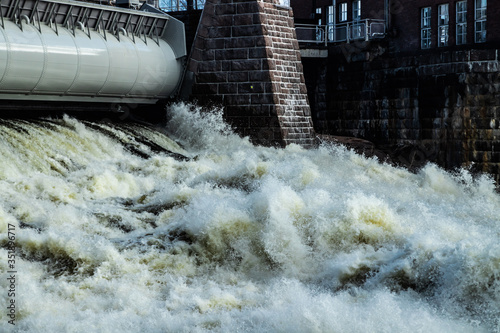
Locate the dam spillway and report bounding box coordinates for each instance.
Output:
[0,0,186,109]
[0,0,317,147]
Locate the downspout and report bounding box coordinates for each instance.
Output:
[333,0,336,42]
[385,0,389,31]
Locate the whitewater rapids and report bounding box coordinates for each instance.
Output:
[0,103,499,332]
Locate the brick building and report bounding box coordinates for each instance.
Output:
[290,0,500,182]
[292,0,500,52]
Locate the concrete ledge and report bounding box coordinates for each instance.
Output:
[300,49,328,58]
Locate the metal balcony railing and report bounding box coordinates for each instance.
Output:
[295,19,386,45]
[295,23,328,45]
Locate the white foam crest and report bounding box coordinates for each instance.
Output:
[231,279,486,333]
[254,178,314,277]
[164,102,253,154]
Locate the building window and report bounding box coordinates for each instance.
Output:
[316,6,322,22]
[475,0,487,43]
[339,3,347,22]
[421,7,431,49]
[327,5,335,41]
[456,1,467,45]
[161,0,204,11]
[353,0,361,21]
[438,4,449,47]
[316,8,323,41]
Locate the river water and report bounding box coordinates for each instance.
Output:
[0,103,499,332]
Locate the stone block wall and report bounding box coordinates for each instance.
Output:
[308,47,500,181]
[187,0,315,147]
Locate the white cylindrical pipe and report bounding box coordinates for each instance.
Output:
[0,20,182,103]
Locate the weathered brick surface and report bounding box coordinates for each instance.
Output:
[306,48,500,183]
[188,0,315,147]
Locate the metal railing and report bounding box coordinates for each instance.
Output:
[295,23,328,45]
[295,19,386,44]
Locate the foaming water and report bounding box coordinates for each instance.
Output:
[0,103,499,332]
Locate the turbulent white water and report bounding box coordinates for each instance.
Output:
[1,103,499,332]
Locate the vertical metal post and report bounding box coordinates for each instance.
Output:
[34,6,42,33]
[384,0,389,31]
[0,4,4,29]
[333,0,336,42]
[7,0,20,19]
[365,19,369,41]
[347,22,350,43]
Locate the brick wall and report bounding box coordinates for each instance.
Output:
[188,0,315,147]
[307,48,500,182]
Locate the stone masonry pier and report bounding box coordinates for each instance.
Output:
[187,0,315,147]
